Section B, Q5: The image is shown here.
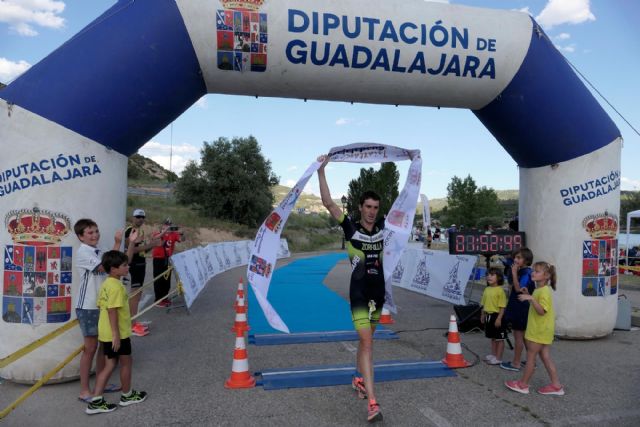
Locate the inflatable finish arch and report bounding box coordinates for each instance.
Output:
[0,0,621,382]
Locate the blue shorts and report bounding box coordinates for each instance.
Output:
[76,308,99,337]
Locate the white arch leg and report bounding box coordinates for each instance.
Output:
[519,139,621,338]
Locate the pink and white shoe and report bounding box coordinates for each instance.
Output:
[505,380,530,394]
[537,384,565,396]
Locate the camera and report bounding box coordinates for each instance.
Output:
[168,225,180,232]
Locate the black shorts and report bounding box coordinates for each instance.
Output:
[102,338,132,359]
[484,313,507,340]
[129,264,146,288]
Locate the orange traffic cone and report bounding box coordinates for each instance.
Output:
[224,328,256,389]
[234,278,246,309]
[379,306,394,324]
[442,314,471,368]
[231,292,250,332]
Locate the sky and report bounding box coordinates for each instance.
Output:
[1,0,638,200]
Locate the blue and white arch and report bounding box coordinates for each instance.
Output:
[0,0,621,382]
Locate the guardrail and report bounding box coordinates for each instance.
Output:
[127,187,173,197]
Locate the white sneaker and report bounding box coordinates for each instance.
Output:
[484,354,495,362]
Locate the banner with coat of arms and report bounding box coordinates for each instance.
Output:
[2,207,72,325]
[581,211,618,297]
[216,0,268,72]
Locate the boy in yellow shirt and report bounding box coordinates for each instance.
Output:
[86,250,148,415]
[480,268,507,365]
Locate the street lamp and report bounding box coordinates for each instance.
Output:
[341,195,347,249]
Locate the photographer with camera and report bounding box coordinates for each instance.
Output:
[151,218,183,307]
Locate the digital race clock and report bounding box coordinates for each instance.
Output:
[448,230,526,256]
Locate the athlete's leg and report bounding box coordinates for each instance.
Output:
[357,325,376,403]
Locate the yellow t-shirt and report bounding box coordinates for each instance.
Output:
[480,285,507,314]
[524,285,555,344]
[97,277,131,342]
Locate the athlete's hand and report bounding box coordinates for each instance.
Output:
[317,154,330,170]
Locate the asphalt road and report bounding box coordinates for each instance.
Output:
[1,251,640,426]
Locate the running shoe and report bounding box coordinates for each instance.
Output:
[86,398,117,415]
[352,376,367,399]
[119,390,148,406]
[486,356,502,365]
[132,321,149,331]
[537,384,565,396]
[499,361,521,372]
[483,354,494,361]
[367,401,383,423]
[131,324,149,337]
[504,380,530,394]
[131,328,149,337]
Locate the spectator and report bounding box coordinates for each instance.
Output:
[629,246,639,266]
[74,219,135,402]
[86,250,148,414]
[124,209,160,337]
[151,219,183,306]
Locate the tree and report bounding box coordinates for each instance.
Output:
[346,162,399,218]
[175,136,279,227]
[445,175,477,227]
[621,190,640,229]
[444,175,503,228]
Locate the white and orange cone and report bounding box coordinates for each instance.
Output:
[231,292,250,332]
[442,314,471,368]
[234,278,246,309]
[224,328,256,389]
[379,306,394,324]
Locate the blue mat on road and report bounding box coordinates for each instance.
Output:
[248,253,394,335]
[249,329,398,346]
[255,359,456,390]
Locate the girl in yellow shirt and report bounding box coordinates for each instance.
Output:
[505,261,564,396]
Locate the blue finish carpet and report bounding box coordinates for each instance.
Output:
[247,253,397,343]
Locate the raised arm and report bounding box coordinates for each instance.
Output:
[317,155,343,221]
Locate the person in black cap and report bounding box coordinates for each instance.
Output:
[124,209,159,336]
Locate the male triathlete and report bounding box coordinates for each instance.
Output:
[318,155,384,423]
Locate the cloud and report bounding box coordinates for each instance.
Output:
[535,0,595,29]
[0,57,31,83]
[621,177,640,191]
[138,140,201,174]
[555,32,571,40]
[0,0,66,36]
[555,44,576,53]
[286,165,298,171]
[335,117,353,126]
[515,6,531,15]
[139,140,200,156]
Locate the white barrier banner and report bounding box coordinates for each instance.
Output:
[171,239,290,308]
[392,248,477,305]
[248,143,421,333]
